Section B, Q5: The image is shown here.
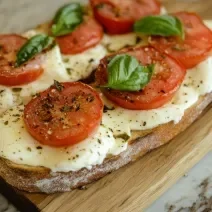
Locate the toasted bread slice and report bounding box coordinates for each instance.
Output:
[0,93,211,193]
[1,21,212,194]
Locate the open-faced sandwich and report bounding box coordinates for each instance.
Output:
[0,0,211,193]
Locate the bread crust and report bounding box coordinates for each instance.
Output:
[0,93,211,193]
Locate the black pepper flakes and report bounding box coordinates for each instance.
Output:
[76,105,80,111]
[114,133,130,142]
[136,36,142,44]
[86,95,94,103]
[12,88,22,92]
[66,68,72,75]
[12,114,20,117]
[63,58,69,63]
[95,3,104,9]
[27,147,32,152]
[71,97,76,103]
[12,118,20,123]
[103,105,115,113]
[35,93,41,98]
[53,80,64,92]
[109,128,113,132]
[89,58,94,63]
[60,105,73,113]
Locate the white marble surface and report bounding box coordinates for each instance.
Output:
[147,152,212,212]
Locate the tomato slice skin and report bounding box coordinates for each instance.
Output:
[95,46,186,110]
[90,0,161,34]
[150,12,212,69]
[0,34,44,86]
[24,82,103,147]
[56,17,103,55]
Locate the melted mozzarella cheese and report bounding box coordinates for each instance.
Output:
[0,105,126,172]
[0,57,211,172]
[62,45,107,81]
[101,33,145,53]
[102,57,212,136]
[0,20,212,172]
[24,28,109,82]
[0,45,68,113]
[0,89,19,114]
[24,29,108,83]
[160,7,167,15]
[100,7,166,53]
[100,6,166,53]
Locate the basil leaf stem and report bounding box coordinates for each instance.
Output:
[104,54,154,92]
[16,34,54,67]
[52,3,83,37]
[134,15,184,40]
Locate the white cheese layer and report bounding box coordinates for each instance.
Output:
[102,57,212,136]
[0,20,211,172]
[0,43,108,114]
[0,57,212,172]
[0,45,68,113]
[0,5,166,114]
[0,108,116,172]
[62,45,107,81]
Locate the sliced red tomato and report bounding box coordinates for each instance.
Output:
[95,46,186,110]
[0,34,44,86]
[24,82,103,147]
[90,0,161,34]
[150,12,212,69]
[56,17,103,55]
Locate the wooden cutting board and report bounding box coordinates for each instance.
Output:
[1,0,212,212]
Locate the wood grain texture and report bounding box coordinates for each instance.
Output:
[0,0,212,211]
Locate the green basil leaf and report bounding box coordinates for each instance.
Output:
[52,3,83,37]
[134,15,184,40]
[16,34,54,67]
[104,54,154,91]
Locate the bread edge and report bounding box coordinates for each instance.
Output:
[0,92,211,193]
